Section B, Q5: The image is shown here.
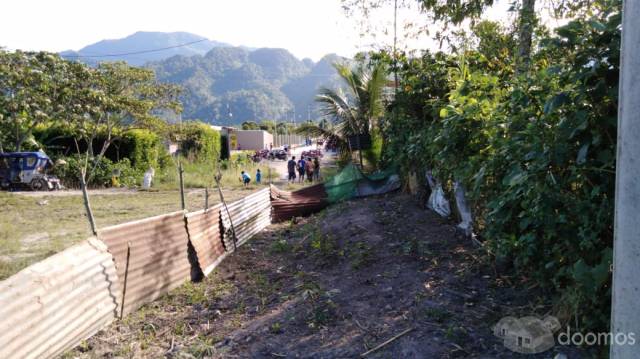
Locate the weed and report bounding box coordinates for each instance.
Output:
[179,281,207,305]
[444,324,470,346]
[270,238,292,254]
[424,307,452,323]
[310,231,338,260]
[174,322,186,336]
[307,299,338,329]
[270,322,283,334]
[188,335,216,358]
[348,241,373,269]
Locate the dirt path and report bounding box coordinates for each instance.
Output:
[66,193,588,358]
[265,145,337,185]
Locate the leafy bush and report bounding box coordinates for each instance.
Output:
[120,129,170,171]
[53,155,142,188]
[32,125,170,173]
[379,0,619,333]
[175,122,221,163]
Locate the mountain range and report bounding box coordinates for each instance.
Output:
[60,31,346,126]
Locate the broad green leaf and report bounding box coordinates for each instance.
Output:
[577,143,590,164]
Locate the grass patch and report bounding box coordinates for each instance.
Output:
[0,187,252,280]
[423,307,453,323]
[155,159,279,190]
[270,237,292,254]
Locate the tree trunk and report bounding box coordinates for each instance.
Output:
[517,0,536,73]
[80,174,97,236]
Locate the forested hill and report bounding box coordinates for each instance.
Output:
[60,31,346,125]
[147,49,345,125]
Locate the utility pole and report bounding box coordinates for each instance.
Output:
[611,0,640,357]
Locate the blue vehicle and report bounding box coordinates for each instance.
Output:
[0,152,62,191]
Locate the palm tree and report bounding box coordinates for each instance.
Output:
[297,62,386,166]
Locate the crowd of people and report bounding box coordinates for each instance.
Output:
[240,145,323,187]
[287,156,320,184]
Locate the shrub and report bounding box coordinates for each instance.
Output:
[53,155,142,188]
[176,122,221,163]
[120,129,169,171]
[378,1,620,333]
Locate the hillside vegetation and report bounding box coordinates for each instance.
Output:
[148,49,345,124]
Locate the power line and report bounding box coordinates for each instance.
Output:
[60,39,208,59]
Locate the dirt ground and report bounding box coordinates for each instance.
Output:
[65,193,590,359]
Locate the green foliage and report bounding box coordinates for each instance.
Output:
[0,51,181,188]
[301,61,387,166]
[380,0,620,332]
[147,48,344,124]
[121,129,168,170]
[241,121,260,130]
[174,122,221,163]
[53,155,141,188]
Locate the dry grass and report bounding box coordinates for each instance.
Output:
[0,155,330,281]
[0,184,264,280]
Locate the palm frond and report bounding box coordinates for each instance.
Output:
[315,87,357,128]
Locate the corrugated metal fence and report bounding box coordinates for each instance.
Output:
[0,237,120,359]
[98,210,193,316]
[270,184,328,222]
[0,187,276,359]
[221,188,271,250]
[185,204,226,276]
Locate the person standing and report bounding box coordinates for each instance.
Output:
[313,157,320,182]
[256,169,262,184]
[297,157,306,183]
[306,157,313,182]
[287,156,297,184]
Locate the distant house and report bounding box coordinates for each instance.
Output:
[233,130,273,151]
[493,315,560,354]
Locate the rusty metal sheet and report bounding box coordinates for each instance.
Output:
[98,210,191,316]
[0,237,120,359]
[270,184,328,222]
[185,204,226,276]
[221,188,271,250]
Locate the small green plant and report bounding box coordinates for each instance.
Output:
[444,325,470,346]
[270,322,283,334]
[270,238,292,254]
[424,307,452,323]
[173,322,186,336]
[310,231,338,259]
[349,241,373,269]
[307,299,338,329]
[188,335,215,358]
[179,281,207,305]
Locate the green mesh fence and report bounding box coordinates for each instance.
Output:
[323,164,398,203]
[324,164,364,203]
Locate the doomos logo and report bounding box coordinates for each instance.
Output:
[493,316,561,354]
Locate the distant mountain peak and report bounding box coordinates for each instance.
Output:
[60,31,232,66]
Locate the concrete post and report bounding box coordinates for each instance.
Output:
[611,0,640,357]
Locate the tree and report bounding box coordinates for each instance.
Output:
[65,61,181,233]
[259,120,276,132]
[241,121,260,130]
[0,50,73,151]
[297,61,386,166]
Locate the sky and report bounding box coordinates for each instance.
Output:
[0,0,547,61]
